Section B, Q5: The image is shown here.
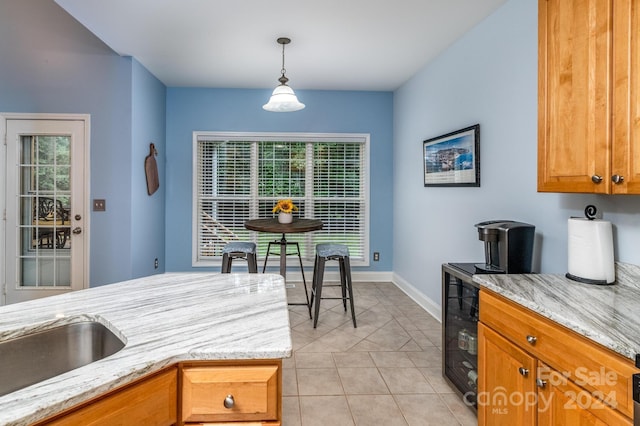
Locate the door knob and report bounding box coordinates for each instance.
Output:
[612,174,624,184]
[591,175,603,184]
[518,367,529,377]
[72,227,82,234]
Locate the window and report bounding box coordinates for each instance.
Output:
[193,132,369,267]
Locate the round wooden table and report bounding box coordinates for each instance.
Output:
[245,218,323,236]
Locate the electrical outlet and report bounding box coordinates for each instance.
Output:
[373,252,380,261]
[93,199,106,211]
[154,258,159,269]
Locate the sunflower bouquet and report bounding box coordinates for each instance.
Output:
[272,199,298,214]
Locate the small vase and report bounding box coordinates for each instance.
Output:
[278,212,293,224]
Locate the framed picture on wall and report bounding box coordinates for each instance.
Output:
[423,124,480,187]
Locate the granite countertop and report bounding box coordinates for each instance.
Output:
[0,273,292,426]
[473,262,640,362]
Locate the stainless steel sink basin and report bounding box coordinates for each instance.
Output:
[0,321,125,396]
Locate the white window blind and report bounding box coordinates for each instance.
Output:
[192,132,369,267]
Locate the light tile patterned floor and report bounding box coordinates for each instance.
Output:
[283,281,478,425]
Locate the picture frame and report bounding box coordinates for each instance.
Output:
[423,124,480,187]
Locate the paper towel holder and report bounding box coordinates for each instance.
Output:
[565,204,616,285]
[565,273,615,286]
[584,204,597,220]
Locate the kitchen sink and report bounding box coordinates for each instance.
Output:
[0,321,125,397]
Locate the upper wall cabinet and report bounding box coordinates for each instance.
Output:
[538,0,640,194]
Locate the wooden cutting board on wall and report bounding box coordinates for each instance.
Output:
[145,143,159,195]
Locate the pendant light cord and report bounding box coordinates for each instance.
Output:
[281,41,286,77]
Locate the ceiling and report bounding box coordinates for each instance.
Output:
[54,0,507,91]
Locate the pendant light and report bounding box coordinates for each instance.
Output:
[263,37,305,112]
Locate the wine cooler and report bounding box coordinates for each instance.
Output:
[442,263,480,409]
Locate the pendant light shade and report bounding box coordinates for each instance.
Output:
[263,37,305,112]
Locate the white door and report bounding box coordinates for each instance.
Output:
[2,116,89,305]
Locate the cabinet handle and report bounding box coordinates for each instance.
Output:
[223,394,235,409]
[518,367,529,377]
[612,174,625,184]
[537,378,547,388]
[526,335,537,345]
[591,175,603,184]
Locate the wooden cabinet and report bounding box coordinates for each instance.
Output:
[180,360,282,425]
[537,362,630,426]
[478,323,536,425]
[538,0,640,193]
[34,359,283,426]
[38,368,177,426]
[478,289,637,425]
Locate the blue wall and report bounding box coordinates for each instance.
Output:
[165,88,394,272]
[0,0,166,286]
[131,59,167,278]
[393,0,640,307]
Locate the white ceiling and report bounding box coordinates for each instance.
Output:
[54,0,507,91]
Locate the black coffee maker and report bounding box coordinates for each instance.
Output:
[474,220,535,273]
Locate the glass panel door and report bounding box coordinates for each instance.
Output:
[4,118,87,304]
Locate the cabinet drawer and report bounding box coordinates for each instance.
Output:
[480,289,638,419]
[181,364,279,423]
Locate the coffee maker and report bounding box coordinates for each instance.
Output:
[474,220,535,273]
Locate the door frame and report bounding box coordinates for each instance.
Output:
[1,113,91,305]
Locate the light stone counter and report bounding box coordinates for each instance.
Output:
[473,262,640,362]
[0,273,292,426]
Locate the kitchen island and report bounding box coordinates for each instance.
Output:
[0,273,292,425]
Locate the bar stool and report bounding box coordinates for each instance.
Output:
[310,243,356,328]
[221,242,258,273]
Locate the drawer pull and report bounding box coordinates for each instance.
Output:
[536,378,547,389]
[526,335,537,345]
[223,394,235,409]
[518,367,529,377]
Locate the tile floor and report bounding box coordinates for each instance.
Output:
[282,281,477,425]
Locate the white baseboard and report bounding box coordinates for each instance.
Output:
[391,272,441,322]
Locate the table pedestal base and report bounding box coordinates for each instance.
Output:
[262,235,312,318]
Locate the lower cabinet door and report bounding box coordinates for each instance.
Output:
[537,362,632,426]
[478,323,537,426]
[181,364,280,424]
[45,368,177,426]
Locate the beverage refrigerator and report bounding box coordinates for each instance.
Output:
[441,263,480,409]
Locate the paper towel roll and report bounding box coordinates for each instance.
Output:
[567,218,615,284]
